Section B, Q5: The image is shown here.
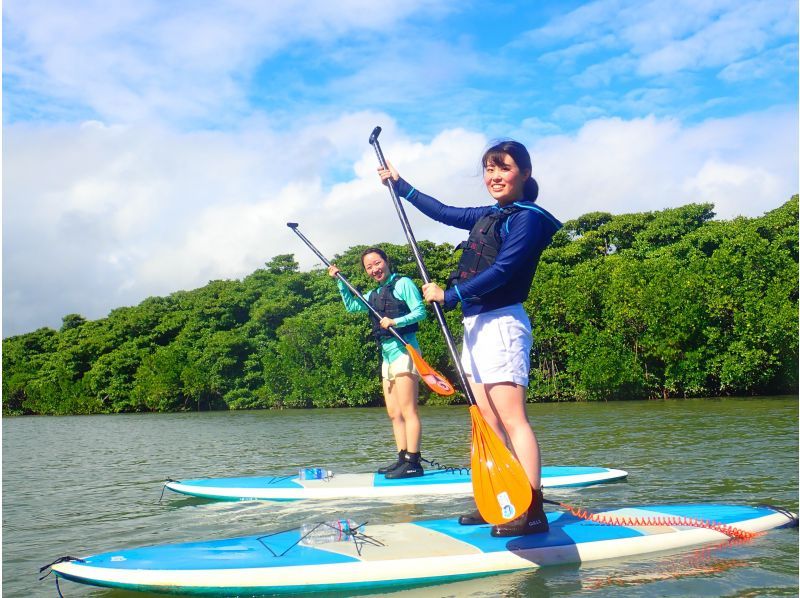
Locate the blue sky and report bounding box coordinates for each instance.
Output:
[3,0,798,336]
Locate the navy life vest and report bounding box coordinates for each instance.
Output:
[446,205,522,295]
[367,276,419,341]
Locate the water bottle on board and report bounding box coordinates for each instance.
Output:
[299,519,358,546]
[298,467,333,480]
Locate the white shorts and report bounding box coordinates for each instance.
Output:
[461,304,532,387]
[381,353,419,381]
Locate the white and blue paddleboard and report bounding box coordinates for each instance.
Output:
[47,503,796,596]
[164,465,628,502]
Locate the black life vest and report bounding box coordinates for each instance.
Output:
[447,205,522,296]
[367,276,419,341]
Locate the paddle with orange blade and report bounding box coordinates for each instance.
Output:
[287,222,455,397]
[368,126,532,524]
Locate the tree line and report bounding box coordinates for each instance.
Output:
[3,196,797,415]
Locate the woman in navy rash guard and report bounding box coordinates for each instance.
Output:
[378,140,561,536]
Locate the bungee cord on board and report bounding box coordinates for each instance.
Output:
[543,498,761,540]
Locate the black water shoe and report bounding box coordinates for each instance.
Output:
[384,452,424,479]
[377,450,406,474]
[491,488,549,537]
[384,460,424,479]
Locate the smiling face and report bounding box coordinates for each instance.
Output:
[362,252,390,283]
[483,152,530,205]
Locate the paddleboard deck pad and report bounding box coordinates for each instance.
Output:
[164,466,628,502]
[47,503,796,596]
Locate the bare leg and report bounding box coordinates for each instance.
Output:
[390,373,421,453]
[468,377,508,445]
[382,379,406,451]
[487,382,541,488]
[472,379,541,489]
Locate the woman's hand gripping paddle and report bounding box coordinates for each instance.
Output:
[368,127,531,524]
[287,222,454,397]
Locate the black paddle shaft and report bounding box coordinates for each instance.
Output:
[286,222,409,347]
[368,127,477,406]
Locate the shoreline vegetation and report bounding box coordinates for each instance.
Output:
[3,197,797,416]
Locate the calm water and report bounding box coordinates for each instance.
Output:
[3,397,798,597]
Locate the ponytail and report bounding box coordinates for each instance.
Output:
[524,177,539,202]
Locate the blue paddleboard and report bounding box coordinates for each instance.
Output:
[164,465,628,502]
[47,503,796,595]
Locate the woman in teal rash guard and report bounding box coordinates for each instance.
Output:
[378,140,562,536]
[328,247,427,479]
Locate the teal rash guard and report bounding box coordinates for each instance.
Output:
[336,273,427,365]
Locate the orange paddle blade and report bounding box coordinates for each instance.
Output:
[469,404,532,525]
[405,344,455,396]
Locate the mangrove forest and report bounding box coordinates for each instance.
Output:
[3,196,797,415]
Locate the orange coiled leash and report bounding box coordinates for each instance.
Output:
[550,501,760,540]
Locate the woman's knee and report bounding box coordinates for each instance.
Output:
[503,415,532,435]
[477,404,500,429]
[401,404,420,425]
[384,402,402,421]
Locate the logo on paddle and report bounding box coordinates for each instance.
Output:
[497,491,516,519]
[434,377,454,393]
[422,373,455,395]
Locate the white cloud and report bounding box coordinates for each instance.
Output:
[532,107,797,220]
[519,0,624,46]
[537,35,617,70]
[718,42,799,83]
[3,0,454,125]
[517,0,797,84]
[636,1,786,75]
[135,181,318,291]
[683,160,780,209]
[573,56,636,88]
[4,108,796,336]
[2,113,482,335]
[3,1,797,337]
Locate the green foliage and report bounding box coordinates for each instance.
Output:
[529,196,798,401]
[3,197,797,413]
[261,303,380,408]
[131,344,187,411]
[265,254,299,274]
[60,313,87,332]
[566,327,645,401]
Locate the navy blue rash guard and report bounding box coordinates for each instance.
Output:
[392,177,562,317]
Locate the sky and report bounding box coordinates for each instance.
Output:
[3,0,798,337]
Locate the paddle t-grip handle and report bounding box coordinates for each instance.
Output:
[287,222,332,268]
[368,130,432,285]
[369,126,382,145]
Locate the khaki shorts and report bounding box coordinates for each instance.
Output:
[381,352,420,381]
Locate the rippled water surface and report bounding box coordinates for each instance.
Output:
[4,397,798,597]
